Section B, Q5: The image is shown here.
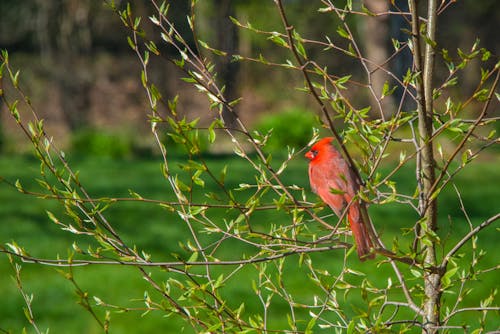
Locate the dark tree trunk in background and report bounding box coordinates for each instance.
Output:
[57,61,92,131]
[362,0,394,118]
[57,0,93,131]
[390,0,415,111]
[36,0,93,131]
[214,0,240,129]
[0,99,3,152]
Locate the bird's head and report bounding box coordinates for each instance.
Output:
[305,137,334,161]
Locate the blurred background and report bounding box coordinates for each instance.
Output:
[0,0,498,156]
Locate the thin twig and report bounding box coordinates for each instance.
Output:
[441,213,500,268]
[1,244,348,268]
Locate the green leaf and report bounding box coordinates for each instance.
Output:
[410,269,422,278]
[10,69,20,88]
[392,38,400,51]
[346,0,352,11]
[399,150,406,164]
[146,41,159,55]
[329,187,345,195]
[337,74,351,85]
[293,30,307,58]
[347,319,355,334]
[213,274,224,289]
[133,16,141,30]
[46,211,60,225]
[296,41,307,59]
[141,70,147,87]
[461,150,470,166]
[481,48,491,61]
[473,88,489,102]
[0,60,5,80]
[229,16,242,27]
[127,36,136,50]
[14,179,23,192]
[9,100,20,121]
[305,316,316,333]
[206,322,222,332]
[347,43,356,57]
[337,26,350,39]
[187,252,198,263]
[161,32,171,43]
[368,135,381,144]
[382,80,397,97]
[442,76,458,88]
[149,15,159,25]
[268,33,288,48]
[208,122,216,143]
[442,266,458,288]
[421,236,433,247]
[361,4,376,16]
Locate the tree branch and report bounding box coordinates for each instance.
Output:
[429,68,500,197]
[441,213,500,268]
[1,244,348,268]
[409,0,441,331]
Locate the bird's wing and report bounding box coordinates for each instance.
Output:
[309,164,348,217]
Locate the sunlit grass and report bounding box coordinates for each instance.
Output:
[0,153,498,332]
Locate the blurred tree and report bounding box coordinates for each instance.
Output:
[389,0,415,110]
[193,0,242,129]
[0,0,36,52]
[45,0,93,131]
[362,0,395,118]
[214,0,240,129]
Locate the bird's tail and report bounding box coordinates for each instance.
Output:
[348,204,375,261]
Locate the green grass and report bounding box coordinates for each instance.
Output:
[0,153,498,333]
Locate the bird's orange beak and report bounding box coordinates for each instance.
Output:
[305,150,314,160]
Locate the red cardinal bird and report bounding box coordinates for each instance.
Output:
[305,137,375,261]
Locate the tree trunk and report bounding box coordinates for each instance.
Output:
[408,0,441,332]
[214,0,240,130]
